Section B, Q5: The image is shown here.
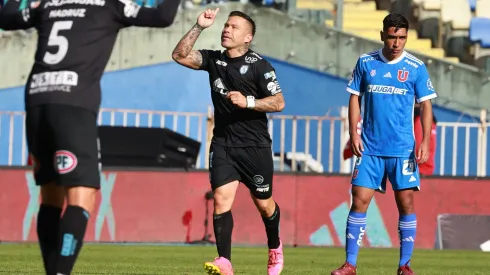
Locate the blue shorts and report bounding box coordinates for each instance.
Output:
[351,154,420,193]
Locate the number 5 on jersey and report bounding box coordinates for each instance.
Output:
[44,21,73,65]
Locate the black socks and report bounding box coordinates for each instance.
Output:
[262,202,281,249]
[213,211,234,261]
[55,205,90,275]
[37,204,62,275]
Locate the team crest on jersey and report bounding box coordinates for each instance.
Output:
[370,70,376,77]
[352,168,359,179]
[397,70,409,82]
[240,65,249,74]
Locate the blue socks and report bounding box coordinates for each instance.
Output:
[399,214,417,266]
[345,211,367,266]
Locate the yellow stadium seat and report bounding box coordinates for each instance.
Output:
[296,0,333,10]
[444,57,460,63]
[343,11,389,22]
[343,1,377,12]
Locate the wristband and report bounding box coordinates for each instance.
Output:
[246,96,255,109]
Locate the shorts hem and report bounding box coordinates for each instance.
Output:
[393,185,420,192]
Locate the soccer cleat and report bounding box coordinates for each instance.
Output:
[331,262,357,275]
[267,241,284,275]
[203,257,234,275]
[397,261,415,275]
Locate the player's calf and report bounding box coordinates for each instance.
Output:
[395,189,417,268]
[37,183,64,275]
[56,186,97,275]
[211,182,239,262]
[251,196,283,274]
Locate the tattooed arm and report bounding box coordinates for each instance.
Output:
[171,24,205,70]
[254,93,285,112]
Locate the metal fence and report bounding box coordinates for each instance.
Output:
[0,108,488,177]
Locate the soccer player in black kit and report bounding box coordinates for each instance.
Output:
[172,8,285,275]
[0,0,180,274]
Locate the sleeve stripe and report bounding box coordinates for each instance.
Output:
[346,87,360,95]
[417,93,437,103]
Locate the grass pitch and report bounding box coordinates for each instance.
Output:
[0,243,488,274]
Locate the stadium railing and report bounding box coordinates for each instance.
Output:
[1,108,488,177]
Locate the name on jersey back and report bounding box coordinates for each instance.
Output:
[44,0,105,18]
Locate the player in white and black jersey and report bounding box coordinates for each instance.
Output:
[172,8,285,275]
[0,0,180,274]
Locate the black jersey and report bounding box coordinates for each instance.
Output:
[0,0,180,113]
[198,49,283,148]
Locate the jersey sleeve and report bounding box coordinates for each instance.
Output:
[0,0,37,30]
[346,58,364,96]
[113,0,180,28]
[256,61,282,98]
[415,65,437,103]
[197,50,218,71]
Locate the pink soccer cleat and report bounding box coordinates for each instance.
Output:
[267,241,284,275]
[203,257,234,275]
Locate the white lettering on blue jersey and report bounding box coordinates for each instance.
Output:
[346,49,437,157]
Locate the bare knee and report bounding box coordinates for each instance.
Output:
[351,186,375,213]
[213,181,239,214]
[65,186,98,215]
[395,189,415,215]
[41,182,64,208]
[251,195,276,217]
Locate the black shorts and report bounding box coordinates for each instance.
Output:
[209,143,274,199]
[25,104,101,189]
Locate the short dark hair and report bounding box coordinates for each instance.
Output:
[382,13,409,32]
[229,11,256,36]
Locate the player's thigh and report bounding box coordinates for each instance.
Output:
[386,155,420,191]
[45,104,101,189]
[25,105,58,186]
[229,146,273,200]
[351,155,387,193]
[209,143,241,192]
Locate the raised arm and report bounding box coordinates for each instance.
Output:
[114,0,180,28]
[171,8,218,70]
[0,0,38,30]
[171,24,205,70]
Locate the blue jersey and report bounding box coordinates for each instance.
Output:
[346,49,437,157]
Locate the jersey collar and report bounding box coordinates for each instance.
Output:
[378,48,406,64]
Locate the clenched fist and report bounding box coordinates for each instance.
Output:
[226,91,247,108]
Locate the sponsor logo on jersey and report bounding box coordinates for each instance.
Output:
[264,71,276,80]
[118,0,140,18]
[55,150,78,174]
[267,80,281,95]
[245,56,258,64]
[44,0,106,8]
[216,60,227,67]
[367,85,408,95]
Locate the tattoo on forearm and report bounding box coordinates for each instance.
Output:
[254,94,285,112]
[172,23,204,65]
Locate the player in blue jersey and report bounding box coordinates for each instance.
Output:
[331,13,436,275]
